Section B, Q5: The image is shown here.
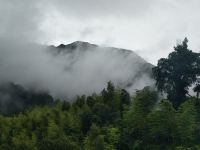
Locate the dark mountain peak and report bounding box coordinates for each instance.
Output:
[57,44,66,48]
[57,41,97,50]
[51,41,153,66]
[73,41,95,46]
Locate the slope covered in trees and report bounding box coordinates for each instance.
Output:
[0,83,200,150]
[1,39,200,149]
[0,82,54,115]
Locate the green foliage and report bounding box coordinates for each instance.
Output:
[84,124,106,150]
[0,82,54,116]
[120,86,158,149]
[147,100,177,148]
[176,100,198,146]
[152,38,200,108]
[102,81,115,107]
[0,81,200,149]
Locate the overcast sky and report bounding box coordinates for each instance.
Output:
[1,0,200,64]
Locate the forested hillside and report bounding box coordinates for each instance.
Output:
[0,82,54,115]
[1,39,200,150]
[0,83,200,150]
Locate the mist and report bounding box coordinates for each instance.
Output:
[0,39,154,99]
[0,0,157,99]
[1,0,200,65]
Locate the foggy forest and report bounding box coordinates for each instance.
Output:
[1,0,200,150]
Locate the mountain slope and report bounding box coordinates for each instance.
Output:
[0,40,155,115]
[49,41,154,95]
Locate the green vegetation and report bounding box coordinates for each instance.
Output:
[1,38,200,149]
[0,85,200,149]
[0,82,54,115]
[152,38,200,108]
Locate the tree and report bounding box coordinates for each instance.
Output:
[119,89,130,114]
[75,95,86,108]
[61,101,71,111]
[103,127,120,150]
[86,96,95,107]
[152,38,200,108]
[83,124,105,150]
[80,106,94,134]
[120,87,157,149]
[101,81,115,106]
[92,103,111,125]
[176,100,198,146]
[147,100,177,149]
[193,79,200,101]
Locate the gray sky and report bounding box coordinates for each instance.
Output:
[1,0,200,64]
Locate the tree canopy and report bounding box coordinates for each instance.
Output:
[152,38,200,108]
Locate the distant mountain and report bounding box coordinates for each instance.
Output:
[49,41,154,91]
[51,41,153,67]
[51,41,150,63]
[0,41,155,115]
[0,82,54,115]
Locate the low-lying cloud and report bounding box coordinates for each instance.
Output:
[0,39,154,99]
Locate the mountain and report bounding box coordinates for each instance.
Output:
[49,41,154,92]
[52,41,149,62]
[0,82,54,115]
[0,41,155,115]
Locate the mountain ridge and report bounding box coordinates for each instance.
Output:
[51,41,153,67]
[49,40,154,92]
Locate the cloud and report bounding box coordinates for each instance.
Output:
[1,0,200,64]
[0,39,154,99]
[0,0,47,41]
[48,0,155,18]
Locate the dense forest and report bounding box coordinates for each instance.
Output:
[1,38,200,150]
